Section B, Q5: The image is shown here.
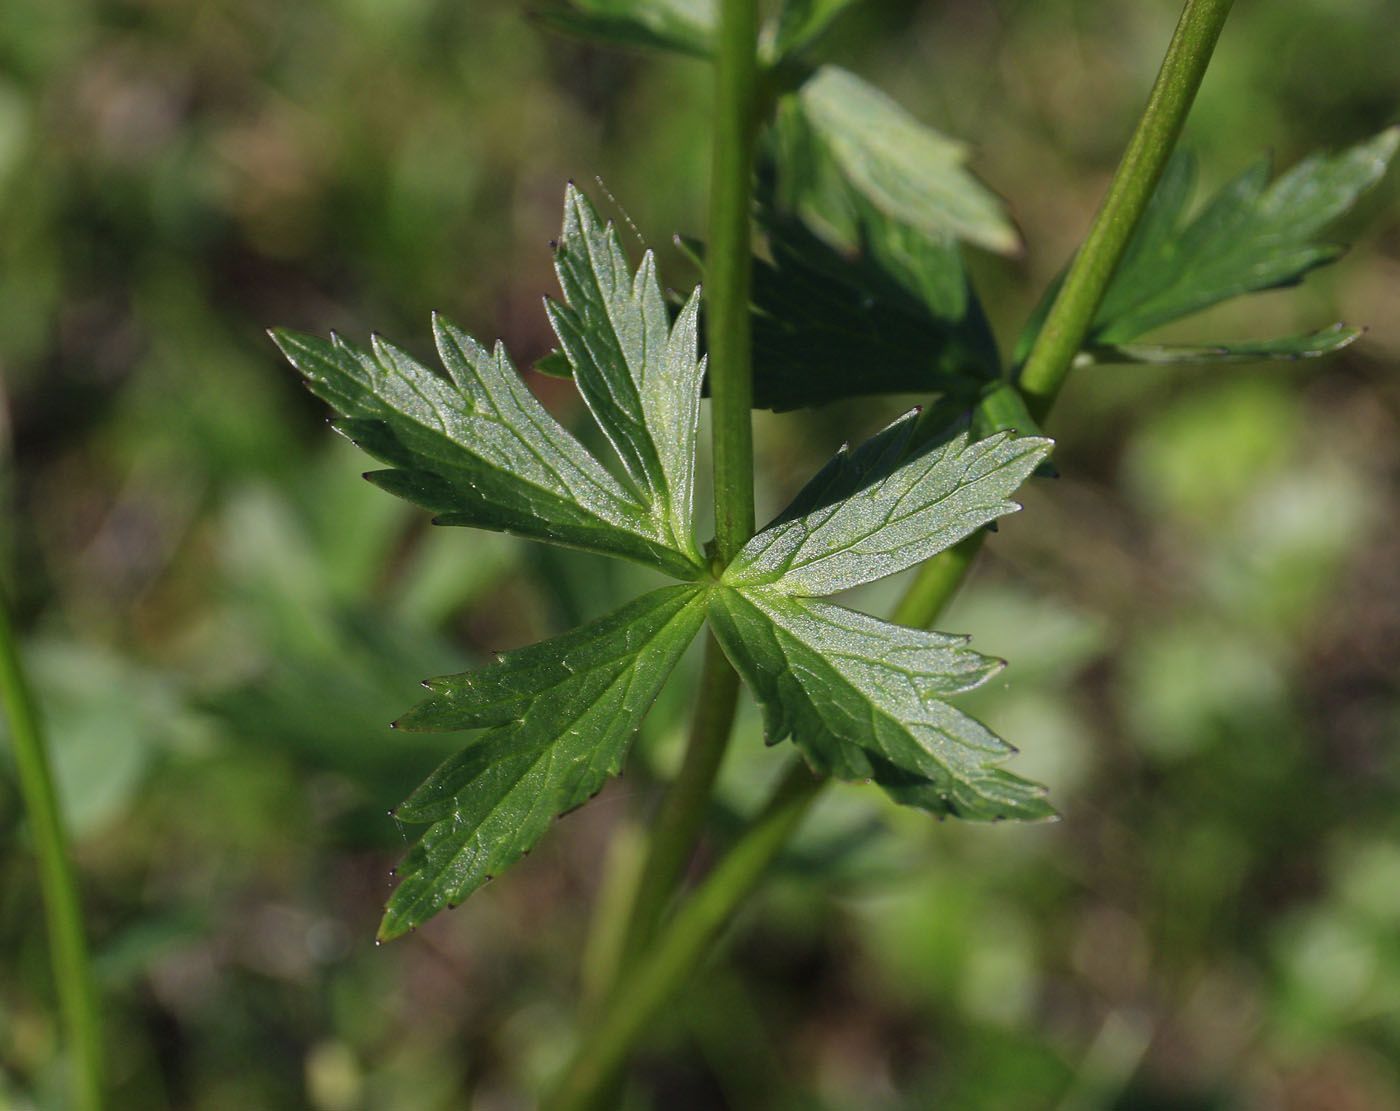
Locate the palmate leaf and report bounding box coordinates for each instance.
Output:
[1015,128,1399,365]
[712,414,1055,819]
[380,585,707,940]
[277,183,1057,937]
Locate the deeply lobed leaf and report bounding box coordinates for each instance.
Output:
[708,415,1055,822]
[274,183,712,580]
[379,585,707,939]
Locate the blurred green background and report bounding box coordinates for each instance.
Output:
[2,0,1399,1107]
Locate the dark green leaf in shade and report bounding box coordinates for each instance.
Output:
[691,100,1003,410]
[272,323,703,580]
[739,205,1000,410]
[675,112,1002,411]
[706,587,1053,820]
[795,66,1020,256]
[1080,324,1364,366]
[547,185,705,559]
[725,412,1051,595]
[532,0,715,57]
[1015,129,1399,364]
[379,585,707,939]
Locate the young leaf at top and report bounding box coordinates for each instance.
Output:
[1014,128,1399,365]
[273,187,707,581]
[533,0,715,57]
[710,412,1055,819]
[380,584,707,940]
[795,66,1020,257]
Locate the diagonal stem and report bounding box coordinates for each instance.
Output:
[1017,0,1234,419]
[0,589,104,1111]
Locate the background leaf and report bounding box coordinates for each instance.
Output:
[795,66,1020,257]
[773,0,864,58]
[1080,324,1364,366]
[1015,129,1399,363]
[533,0,715,56]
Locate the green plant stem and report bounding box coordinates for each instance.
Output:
[602,637,741,982]
[707,0,760,563]
[544,759,822,1111]
[1017,0,1234,420]
[0,591,104,1111]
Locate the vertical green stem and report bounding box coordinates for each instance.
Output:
[707,0,760,561]
[0,591,104,1111]
[1017,0,1234,420]
[590,637,741,995]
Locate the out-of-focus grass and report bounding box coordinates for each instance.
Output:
[1,1,1398,1107]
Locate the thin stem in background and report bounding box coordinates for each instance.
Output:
[613,637,740,964]
[1017,0,1235,419]
[581,637,741,1010]
[545,759,821,1111]
[0,590,105,1111]
[550,0,1236,1097]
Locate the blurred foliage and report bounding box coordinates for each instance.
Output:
[1,0,1398,1107]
